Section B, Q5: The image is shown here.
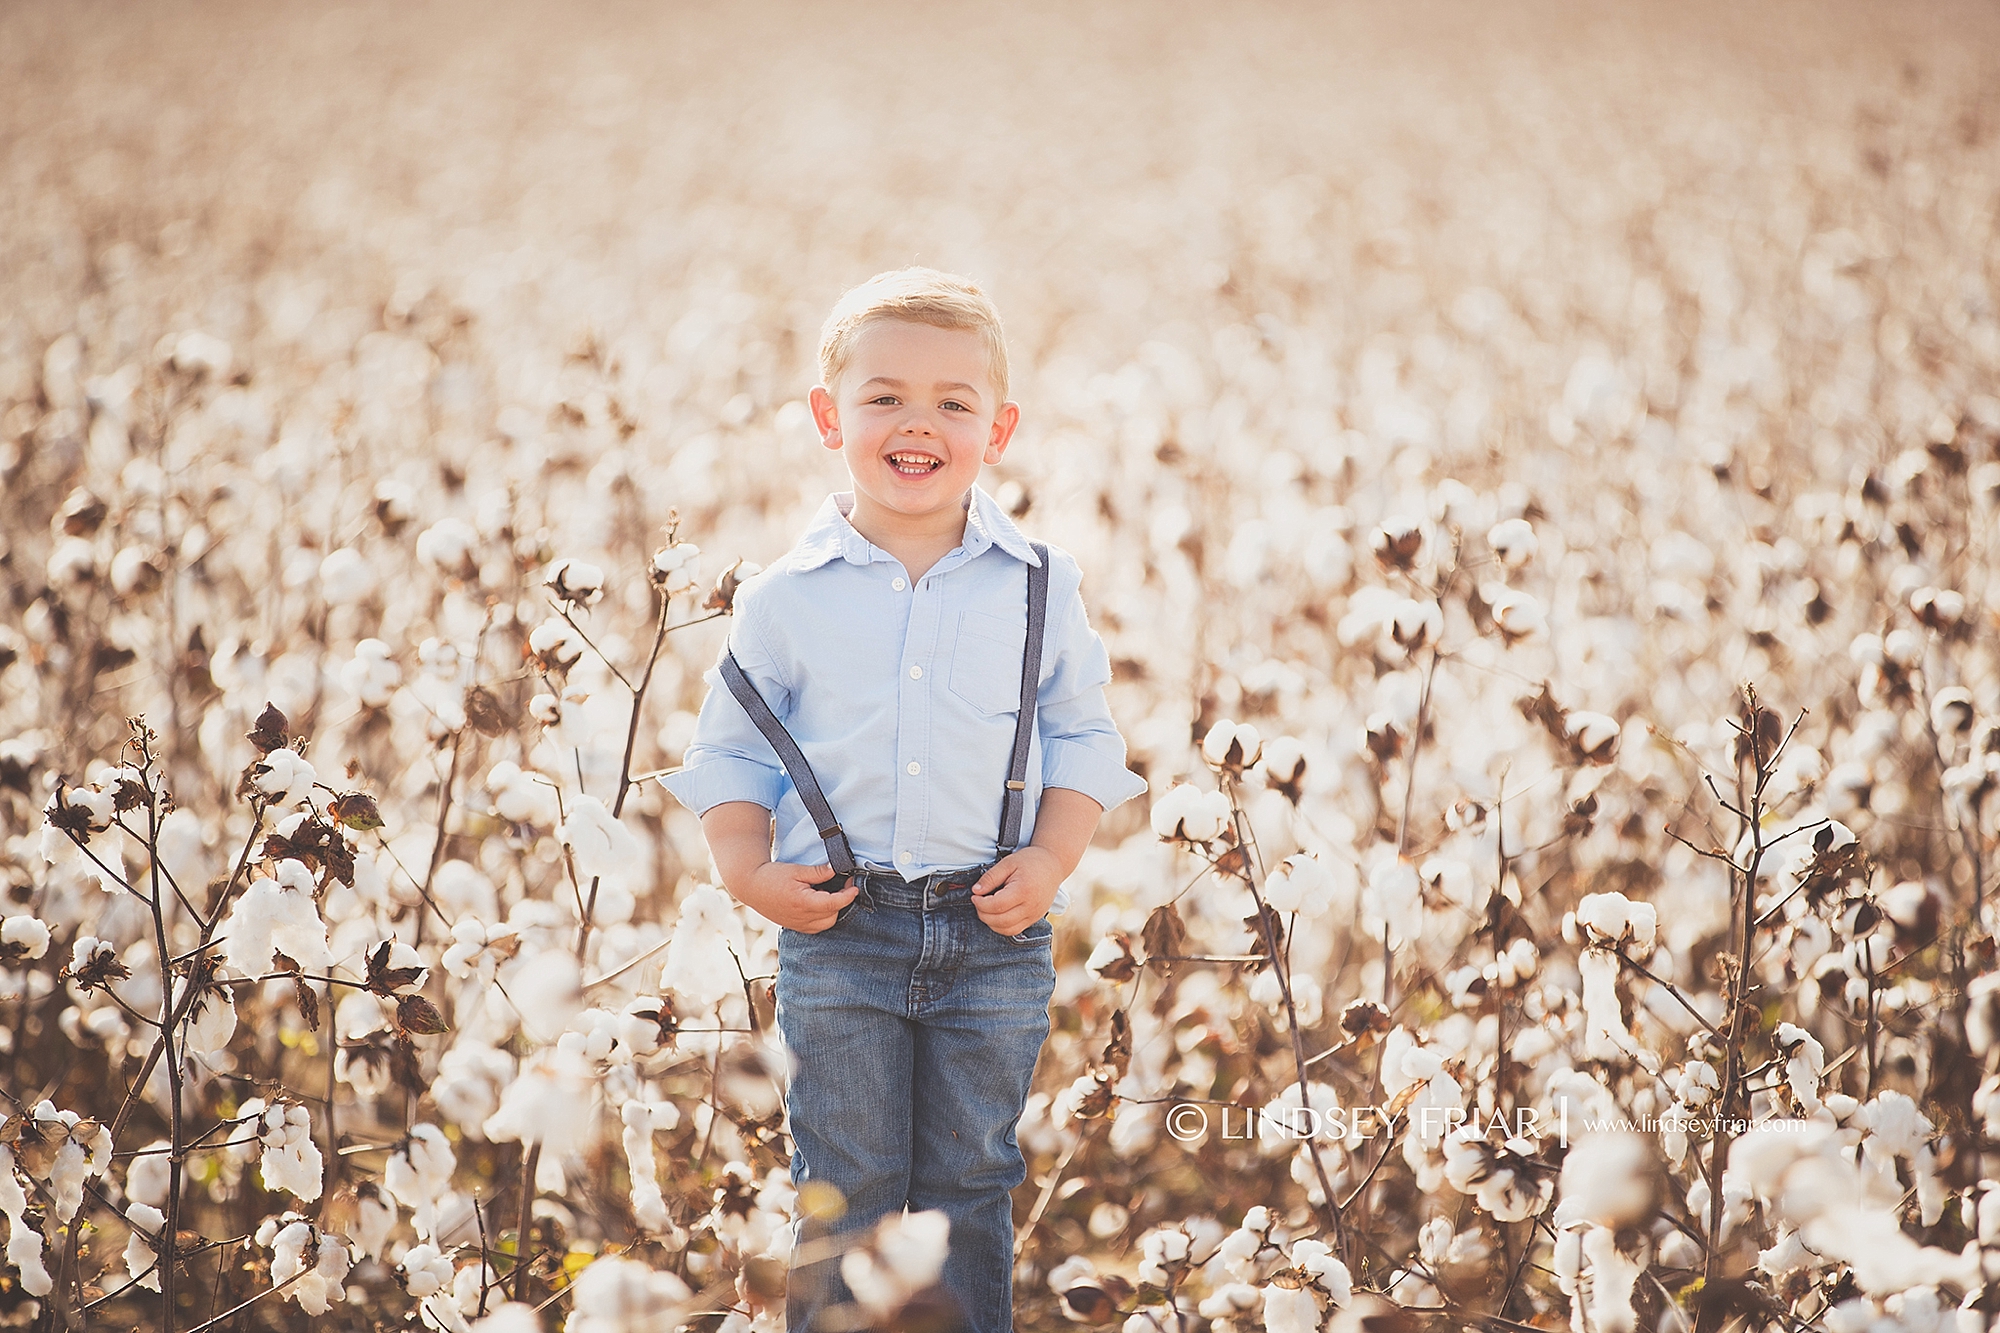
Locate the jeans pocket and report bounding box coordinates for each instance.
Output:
[1007,916,1053,947]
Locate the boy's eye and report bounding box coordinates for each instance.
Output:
[868,395,899,406]
[941,401,969,412]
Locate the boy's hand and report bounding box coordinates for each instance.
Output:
[971,847,1064,937]
[734,860,859,934]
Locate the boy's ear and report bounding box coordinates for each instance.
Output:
[984,401,1021,465]
[808,386,842,451]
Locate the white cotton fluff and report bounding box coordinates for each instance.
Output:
[487,761,559,826]
[1775,1023,1827,1113]
[1150,781,1232,843]
[1289,1238,1351,1306]
[1258,1081,1344,1149]
[1578,948,1642,1064]
[484,1046,597,1156]
[500,948,582,1044]
[223,860,334,977]
[354,1188,396,1259]
[1557,1132,1655,1228]
[258,1102,324,1202]
[1263,853,1336,915]
[1136,1225,1192,1284]
[1262,1283,1320,1333]
[546,558,606,607]
[2,914,51,958]
[1363,855,1422,948]
[384,1124,457,1241]
[565,1254,694,1333]
[178,977,238,1061]
[622,1102,675,1233]
[1487,584,1549,642]
[1487,517,1538,567]
[1565,711,1621,762]
[651,542,701,593]
[0,1146,52,1296]
[402,1241,455,1298]
[251,749,317,808]
[841,1210,951,1315]
[1261,735,1307,788]
[318,548,376,605]
[1202,718,1264,770]
[1578,1226,1643,1333]
[527,616,584,669]
[661,884,747,1012]
[341,638,401,708]
[125,1142,172,1208]
[416,517,479,575]
[123,1202,165,1291]
[558,795,641,884]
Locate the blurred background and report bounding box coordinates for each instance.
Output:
[5,4,2000,1324]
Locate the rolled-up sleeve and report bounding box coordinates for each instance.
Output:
[657,604,793,816]
[1036,565,1148,813]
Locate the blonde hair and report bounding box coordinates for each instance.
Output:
[818,267,1010,402]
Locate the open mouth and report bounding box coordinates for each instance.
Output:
[887,452,944,476]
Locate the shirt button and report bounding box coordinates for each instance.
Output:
[907,761,921,775]
[898,851,913,864]
[909,665,923,679]
[892,577,907,591]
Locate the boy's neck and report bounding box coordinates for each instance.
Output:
[843,489,972,584]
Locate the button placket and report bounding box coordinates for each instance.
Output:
[891,559,939,872]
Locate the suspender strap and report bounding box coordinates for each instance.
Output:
[997,542,1051,856]
[718,650,857,875]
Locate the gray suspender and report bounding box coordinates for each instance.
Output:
[718,542,1051,875]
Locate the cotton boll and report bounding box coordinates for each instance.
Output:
[545,558,605,608]
[1775,1023,1827,1113]
[1150,781,1231,843]
[566,1254,693,1332]
[341,639,401,708]
[1557,1132,1658,1228]
[123,1202,164,1291]
[432,860,499,921]
[1362,855,1421,947]
[251,750,318,808]
[1,914,51,959]
[1263,853,1334,915]
[1488,517,1538,567]
[661,884,747,1013]
[416,518,480,578]
[1261,1283,1320,1333]
[223,860,334,977]
[1202,719,1263,772]
[559,795,641,883]
[319,548,377,605]
[487,761,559,826]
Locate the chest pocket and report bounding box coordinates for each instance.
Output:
[949,610,1027,716]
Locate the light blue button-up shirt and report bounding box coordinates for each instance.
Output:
[659,485,1146,914]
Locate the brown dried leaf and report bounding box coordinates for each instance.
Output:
[1141,903,1187,969]
[463,685,512,737]
[1101,1009,1132,1081]
[296,980,321,1032]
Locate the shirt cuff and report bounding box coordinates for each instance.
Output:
[656,758,786,815]
[1042,739,1149,813]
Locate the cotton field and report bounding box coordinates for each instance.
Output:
[4,2,2000,1330]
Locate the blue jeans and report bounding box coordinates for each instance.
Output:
[775,867,1056,1333]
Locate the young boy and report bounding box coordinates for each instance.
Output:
[659,268,1145,1330]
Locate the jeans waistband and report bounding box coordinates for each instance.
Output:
[850,865,992,910]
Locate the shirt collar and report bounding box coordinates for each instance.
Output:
[786,486,1042,573]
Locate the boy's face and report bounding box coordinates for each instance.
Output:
[809,319,1019,533]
